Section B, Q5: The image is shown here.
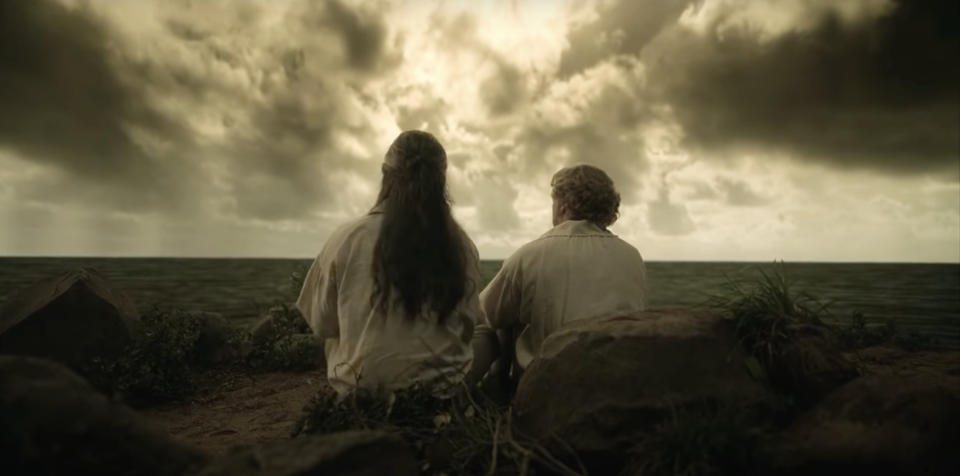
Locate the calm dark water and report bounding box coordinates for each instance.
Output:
[1,258,958,348]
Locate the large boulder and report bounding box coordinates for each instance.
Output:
[0,267,140,370]
[512,311,772,469]
[0,356,205,476]
[771,372,960,476]
[193,430,418,476]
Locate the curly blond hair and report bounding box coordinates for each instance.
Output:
[551,165,620,228]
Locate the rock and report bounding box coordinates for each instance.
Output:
[0,267,140,370]
[249,304,310,347]
[0,356,205,476]
[771,372,960,476]
[193,430,418,476]
[512,311,772,470]
[766,324,859,407]
[844,345,960,377]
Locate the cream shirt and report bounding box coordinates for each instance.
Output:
[296,208,483,395]
[479,220,648,369]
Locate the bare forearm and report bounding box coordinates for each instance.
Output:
[466,326,500,385]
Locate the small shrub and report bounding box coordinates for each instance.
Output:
[246,333,324,371]
[834,312,896,350]
[88,308,208,405]
[245,303,321,371]
[834,312,938,351]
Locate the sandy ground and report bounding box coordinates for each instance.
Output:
[141,370,328,455]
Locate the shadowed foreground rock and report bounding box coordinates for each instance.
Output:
[512,311,772,470]
[772,372,960,476]
[0,267,140,370]
[193,430,418,476]
[767,324,859,407]
[0,356,204,476]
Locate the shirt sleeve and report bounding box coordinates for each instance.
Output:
[636,250,648,311]
[479,253,525,330]
[296,252,340,339]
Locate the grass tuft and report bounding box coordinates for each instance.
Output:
[709,262,830,367]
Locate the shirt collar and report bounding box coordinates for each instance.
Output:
[542,219,612,238]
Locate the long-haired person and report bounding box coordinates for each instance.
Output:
[297,130,481,396]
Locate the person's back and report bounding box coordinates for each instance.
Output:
[476,165,647,375]
[297,130,482,396]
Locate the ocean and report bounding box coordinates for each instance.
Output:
[1,257,958,348]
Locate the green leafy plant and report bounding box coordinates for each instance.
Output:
[246,333,324,371]
[244,303,321,371]
[88,308,208,405]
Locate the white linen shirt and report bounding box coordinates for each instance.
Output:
[479,219,648,369]
[296,208,483,395]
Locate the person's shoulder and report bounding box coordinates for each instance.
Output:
[313,213,381,259]
[609,233,645,261]
[498,233,550,272]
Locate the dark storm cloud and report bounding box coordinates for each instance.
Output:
[556,0,959,175]
[0,0,199,211]
[165,18,211,42]
[316,0,393,72]
[221,88,344,221]
[647,0,960,174]
[1,0,402,222]
[557,0,691,77]
[480,61,526,116]
[210,0,400,220]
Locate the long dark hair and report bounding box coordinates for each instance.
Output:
[371,130,470,324]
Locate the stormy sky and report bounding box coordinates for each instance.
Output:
[1,0,957,262]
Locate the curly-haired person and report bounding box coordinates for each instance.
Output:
[468,165,648,393]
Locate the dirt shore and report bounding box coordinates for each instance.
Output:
[141,370,327,455]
